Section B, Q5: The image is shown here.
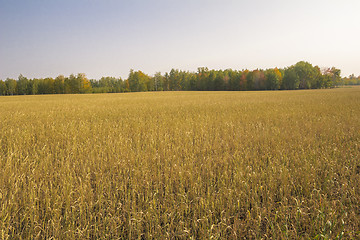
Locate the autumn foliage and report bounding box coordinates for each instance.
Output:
[0,61,346,96]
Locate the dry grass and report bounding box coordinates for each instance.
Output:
[0,88,359,239]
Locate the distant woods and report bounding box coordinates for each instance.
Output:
[0,61,357,96]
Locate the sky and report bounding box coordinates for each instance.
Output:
[0,0,359,80]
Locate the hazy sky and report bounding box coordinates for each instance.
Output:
[1,0,359,79]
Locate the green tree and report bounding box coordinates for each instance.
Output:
[44,78,55,94]
[265,69,280,90]
[282,66,299,90]
[64,74,81,94]
[329,67,341,87]
[180,71,193,91]
[128,70,150,92]
[169,69,180,91]
[293,61,317,89]
[26,79,35,95]
[321,68,336,88]
[0,80,7,95]
[5,78,17,95]
[153,72,164,91]
[17,74,29,95]
[342,74,360,86]
[214,71,225,91]
[229,70,243,91]
[54,75,65,94]
[246,71,254,90]
[311,66,324,89]
[97,77,114,92]
[113,78,125,93]
[188,72,197,90]
[196,67,209,91]
[30,79,39,95]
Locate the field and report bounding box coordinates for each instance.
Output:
[0,88,359,239]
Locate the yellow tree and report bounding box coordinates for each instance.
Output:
[78,73,92,93]
[274,68,282,87]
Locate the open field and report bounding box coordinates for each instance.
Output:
[0,88,360,239]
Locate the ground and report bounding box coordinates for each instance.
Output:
[0,87,359,239]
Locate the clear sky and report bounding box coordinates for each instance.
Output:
[1,0,359,80]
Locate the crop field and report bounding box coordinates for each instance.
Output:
[0,87,359,239]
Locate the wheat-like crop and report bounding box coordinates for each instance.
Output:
[0,88,359,239]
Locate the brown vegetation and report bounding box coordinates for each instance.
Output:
[0,88,359,239]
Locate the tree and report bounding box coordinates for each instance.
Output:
[246,71,254,90]
[0,62,344,96]
[43,78,55,94]
[282,66,299,90]
[207,70,216,91]
[311,66,324,89]
[214,71,225,91]
[274,68,283,88]
[153,72,164,91]
[30,79,39,95]
[54,75,65,94]
[0,80,7,95]
[77,73,92,93]
[17,74,28,95]
[293,61,317,89]
[229,69,241,91]
[239,70,248,91]
[196,67,209,91]
[342,74,360,86]
[329,67,341,87]
[5,78,17,95]
[222,71,230,90]
[128,70,150,92]
[265,69,280,90]
[169,69,181,91]
[321,67,341,88]
[163,72,170,91]
[64,74,80,94]
[114,78,125,93]
[97,76,114,92]
[253,70,266,90]
[124,79,130,92]
[26,79,35,95]
[188,73,197,90]
[180,71,193,91]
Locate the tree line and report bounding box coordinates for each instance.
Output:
[342,74,360,86]
[0,61,350,96]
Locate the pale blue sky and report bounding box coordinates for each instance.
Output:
[1,0,359,79]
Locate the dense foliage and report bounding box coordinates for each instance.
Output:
[342,74,360,86]
[0,61,346,96]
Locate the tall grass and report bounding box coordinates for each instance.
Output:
[0,88,359,239]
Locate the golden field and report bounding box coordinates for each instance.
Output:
[0,88,359,239]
